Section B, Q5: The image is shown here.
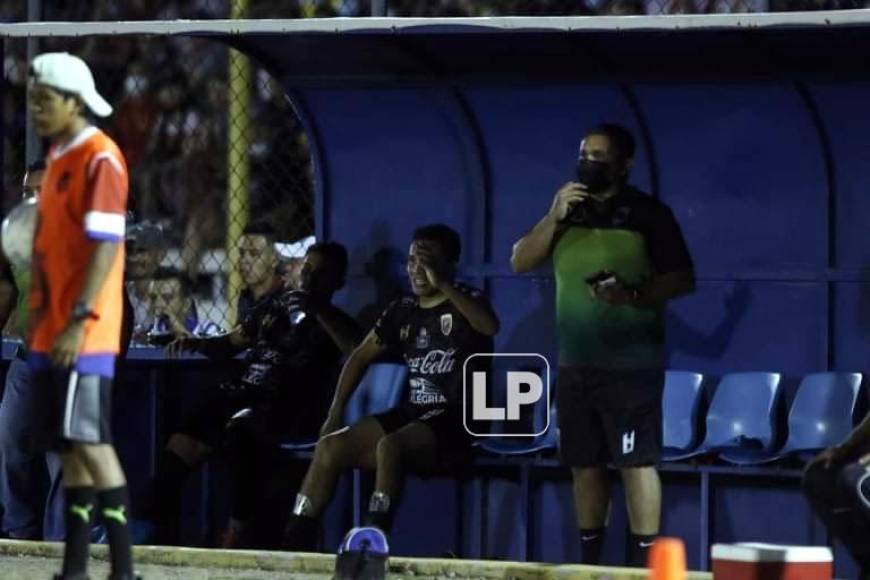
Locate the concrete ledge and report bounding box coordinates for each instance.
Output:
[0,539,712,579]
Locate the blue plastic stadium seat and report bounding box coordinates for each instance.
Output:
[281,363,407,451]
[720,372,862,465]
[479,370,556,456]
[661,371,705,461]
[343,363,408,426]
[669,372,781,462]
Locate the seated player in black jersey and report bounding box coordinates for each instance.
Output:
[149,224,362,548]
[282,224,500,550]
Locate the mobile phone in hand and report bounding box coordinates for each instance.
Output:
[585,270,618,292]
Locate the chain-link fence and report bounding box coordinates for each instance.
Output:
[1,0,867,341]
[2,2,324,341]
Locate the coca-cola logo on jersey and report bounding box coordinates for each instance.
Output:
[406,349,457,375]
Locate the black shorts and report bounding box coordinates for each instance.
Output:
[29,368,114,452]
[556,366,664,468]
[371,406,474,472]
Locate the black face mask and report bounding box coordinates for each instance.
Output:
[576,159,616,194]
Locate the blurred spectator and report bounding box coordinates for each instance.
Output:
[600,0,647,14]
[125,221,165,341]
[112,61,158,172]
[146,267,224,344]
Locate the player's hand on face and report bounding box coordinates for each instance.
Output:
[549,182,589,222]
[50,321,86,368]
[415,245,447,290]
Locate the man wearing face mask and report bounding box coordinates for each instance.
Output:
[511,124,695,568]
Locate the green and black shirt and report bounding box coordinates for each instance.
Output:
[553,186,693,369]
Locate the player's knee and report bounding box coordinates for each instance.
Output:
[837,462,868,502]
[315,431,349,469]
[224,417,256,457]
[375,433,405,464]
[167,433,210,465]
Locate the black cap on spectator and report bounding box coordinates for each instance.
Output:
[126,221,164,251]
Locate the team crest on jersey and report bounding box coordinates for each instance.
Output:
[440,313,453,336]
[399,324,410,342]
[56,171,71,192]
[416,327,430,349]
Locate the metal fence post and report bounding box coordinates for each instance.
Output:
[25,0,42,165]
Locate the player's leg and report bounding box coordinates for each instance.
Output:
[804,460,870,577]
[0,358,50,539]
[365,418,440,533]
[558,367,611,565]
[283,415,386,550]
[63,371,137,580]
[28,367,96,579]
[43,450,66,541]
[604,369,665,567]
[222,407,277,548]
[146,389,232,545]
[147,432,213,544]
[58,450,95,580]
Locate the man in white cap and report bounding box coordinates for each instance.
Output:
[276,235,316,290]
[27,52,138,580]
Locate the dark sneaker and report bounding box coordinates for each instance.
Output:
[334,526,389,580]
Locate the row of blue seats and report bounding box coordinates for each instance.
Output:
[283,364,864,466]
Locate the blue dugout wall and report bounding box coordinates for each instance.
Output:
[219,20,870,575]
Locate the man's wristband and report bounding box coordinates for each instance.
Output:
[71,302,99,322]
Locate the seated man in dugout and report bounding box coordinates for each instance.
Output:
[282,224,500,550]
[143,224,362,548]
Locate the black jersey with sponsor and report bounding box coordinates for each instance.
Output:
[373,283,494,414]
[234,288,343,401]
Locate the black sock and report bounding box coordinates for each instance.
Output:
[628,533,657,568]
[363,510,394,534]
[150,449,192,544]
[98,486,133,577]
[282,514,320,551]
[62,486,96,578]
[579,527,606,565]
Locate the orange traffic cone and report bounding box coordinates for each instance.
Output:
[648,537,687,580]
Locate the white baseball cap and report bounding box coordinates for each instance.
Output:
[275,235,316,260]
[30,52,113,117]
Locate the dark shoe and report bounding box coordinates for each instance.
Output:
[281,514,320,552]
[219,519,249,549]
[107,574,142,580]
[53,574,89,580]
